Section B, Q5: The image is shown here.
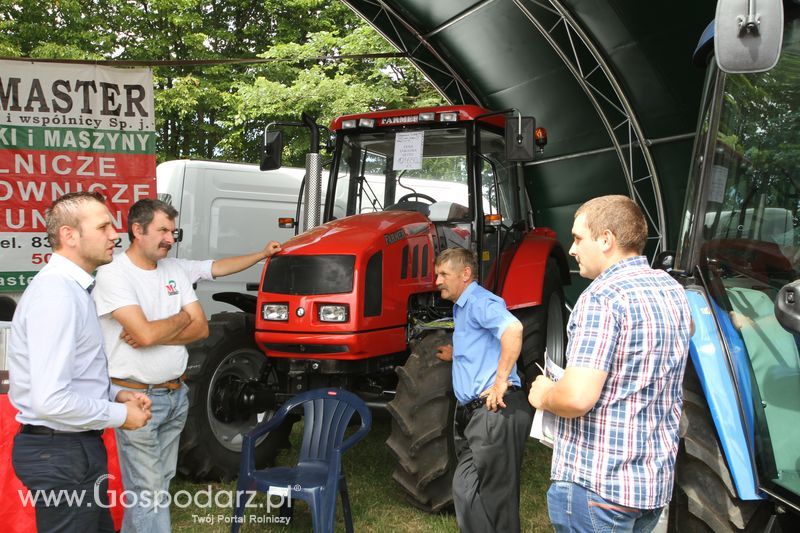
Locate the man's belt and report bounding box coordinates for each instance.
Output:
[111,374,186,390]
[463,385,523,416]
[20,424,102,437]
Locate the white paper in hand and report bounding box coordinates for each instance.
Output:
[529,348,564,447]
[530,406,556,447]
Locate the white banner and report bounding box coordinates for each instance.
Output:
[0,60,157,292]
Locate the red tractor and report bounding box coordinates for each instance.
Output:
[179,105,569,511]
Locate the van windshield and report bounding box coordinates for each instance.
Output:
[329,127,471,222]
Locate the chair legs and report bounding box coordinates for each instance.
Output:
[231,481,248,533]
[340,477,354,533]
[305,481,353,533]
[309,493,333,533]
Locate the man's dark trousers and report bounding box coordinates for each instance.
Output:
[12,431,115,532]
[453,388,533,533]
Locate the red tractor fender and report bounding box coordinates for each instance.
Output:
[499,228,568,310]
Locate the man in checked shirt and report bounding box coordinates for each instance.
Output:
[529,195,692,532]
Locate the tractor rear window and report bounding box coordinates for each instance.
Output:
[263,255,355,295]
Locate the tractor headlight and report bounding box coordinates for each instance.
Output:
[262,303,288,321]
[319,304,348,322]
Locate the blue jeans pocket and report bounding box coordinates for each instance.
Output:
[547,481,663,533]
[547,481,574,531]
[587,491,640,532]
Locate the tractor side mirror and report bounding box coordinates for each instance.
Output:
[715,0,783,73]
[260,131,284,171]
[505,115,536,162]
[775,280,800,335]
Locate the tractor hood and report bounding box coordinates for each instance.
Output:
[257,209,437,343]
[280,211,433,256]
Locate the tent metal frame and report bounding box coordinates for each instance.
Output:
[342,0,667,253]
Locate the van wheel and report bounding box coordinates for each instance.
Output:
[178,312,291,480]
[386,330,458,512]
[513,258,566,389]
[669,361,770,532]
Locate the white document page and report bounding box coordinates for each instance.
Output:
[393,131,424,170]
[529,349,564,447]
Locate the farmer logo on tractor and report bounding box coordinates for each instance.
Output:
[379,115,419,126]
[384,228,406,245]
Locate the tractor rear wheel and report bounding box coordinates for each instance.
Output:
[178,312,291,480]
[669,361,771,532]
[386,330,458,512]
[513,258,566,388]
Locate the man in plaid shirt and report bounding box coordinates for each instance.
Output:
[529,195,692,532]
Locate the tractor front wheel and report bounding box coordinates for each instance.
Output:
[386,330,458,512]
[669,361,771,532]
[178,312,291,480]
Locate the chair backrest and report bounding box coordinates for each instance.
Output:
[283,388,372,463]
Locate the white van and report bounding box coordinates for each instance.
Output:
[156,160,307,316]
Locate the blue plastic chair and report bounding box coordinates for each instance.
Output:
[231,388,372,533]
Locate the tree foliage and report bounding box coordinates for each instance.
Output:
[0,0,443,164]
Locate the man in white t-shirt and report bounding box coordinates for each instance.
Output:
[92,199,209,533]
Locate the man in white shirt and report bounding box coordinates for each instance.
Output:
[92,199,208,533]
[9,192,151,533]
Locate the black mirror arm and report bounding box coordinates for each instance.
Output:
[263,120,303,143]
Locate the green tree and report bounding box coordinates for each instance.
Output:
[0,0,119,58]
[224,6,443,165]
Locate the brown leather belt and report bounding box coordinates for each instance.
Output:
[111,374,186,391]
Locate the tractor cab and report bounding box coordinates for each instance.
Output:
[265,105,547,293]
[324,106,544,291]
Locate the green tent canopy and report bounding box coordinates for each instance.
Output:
[342,0,716,298]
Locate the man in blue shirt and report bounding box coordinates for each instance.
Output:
[434,247,532,532]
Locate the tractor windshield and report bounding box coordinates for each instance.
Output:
[328,127,472,222]
[681,15,800,504]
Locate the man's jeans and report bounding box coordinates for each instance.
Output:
[547,481,664,533]
[115,384,189,533]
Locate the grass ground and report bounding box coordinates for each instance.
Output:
[170,415,553,532]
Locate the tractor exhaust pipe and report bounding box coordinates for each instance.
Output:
[302,112,322,231]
